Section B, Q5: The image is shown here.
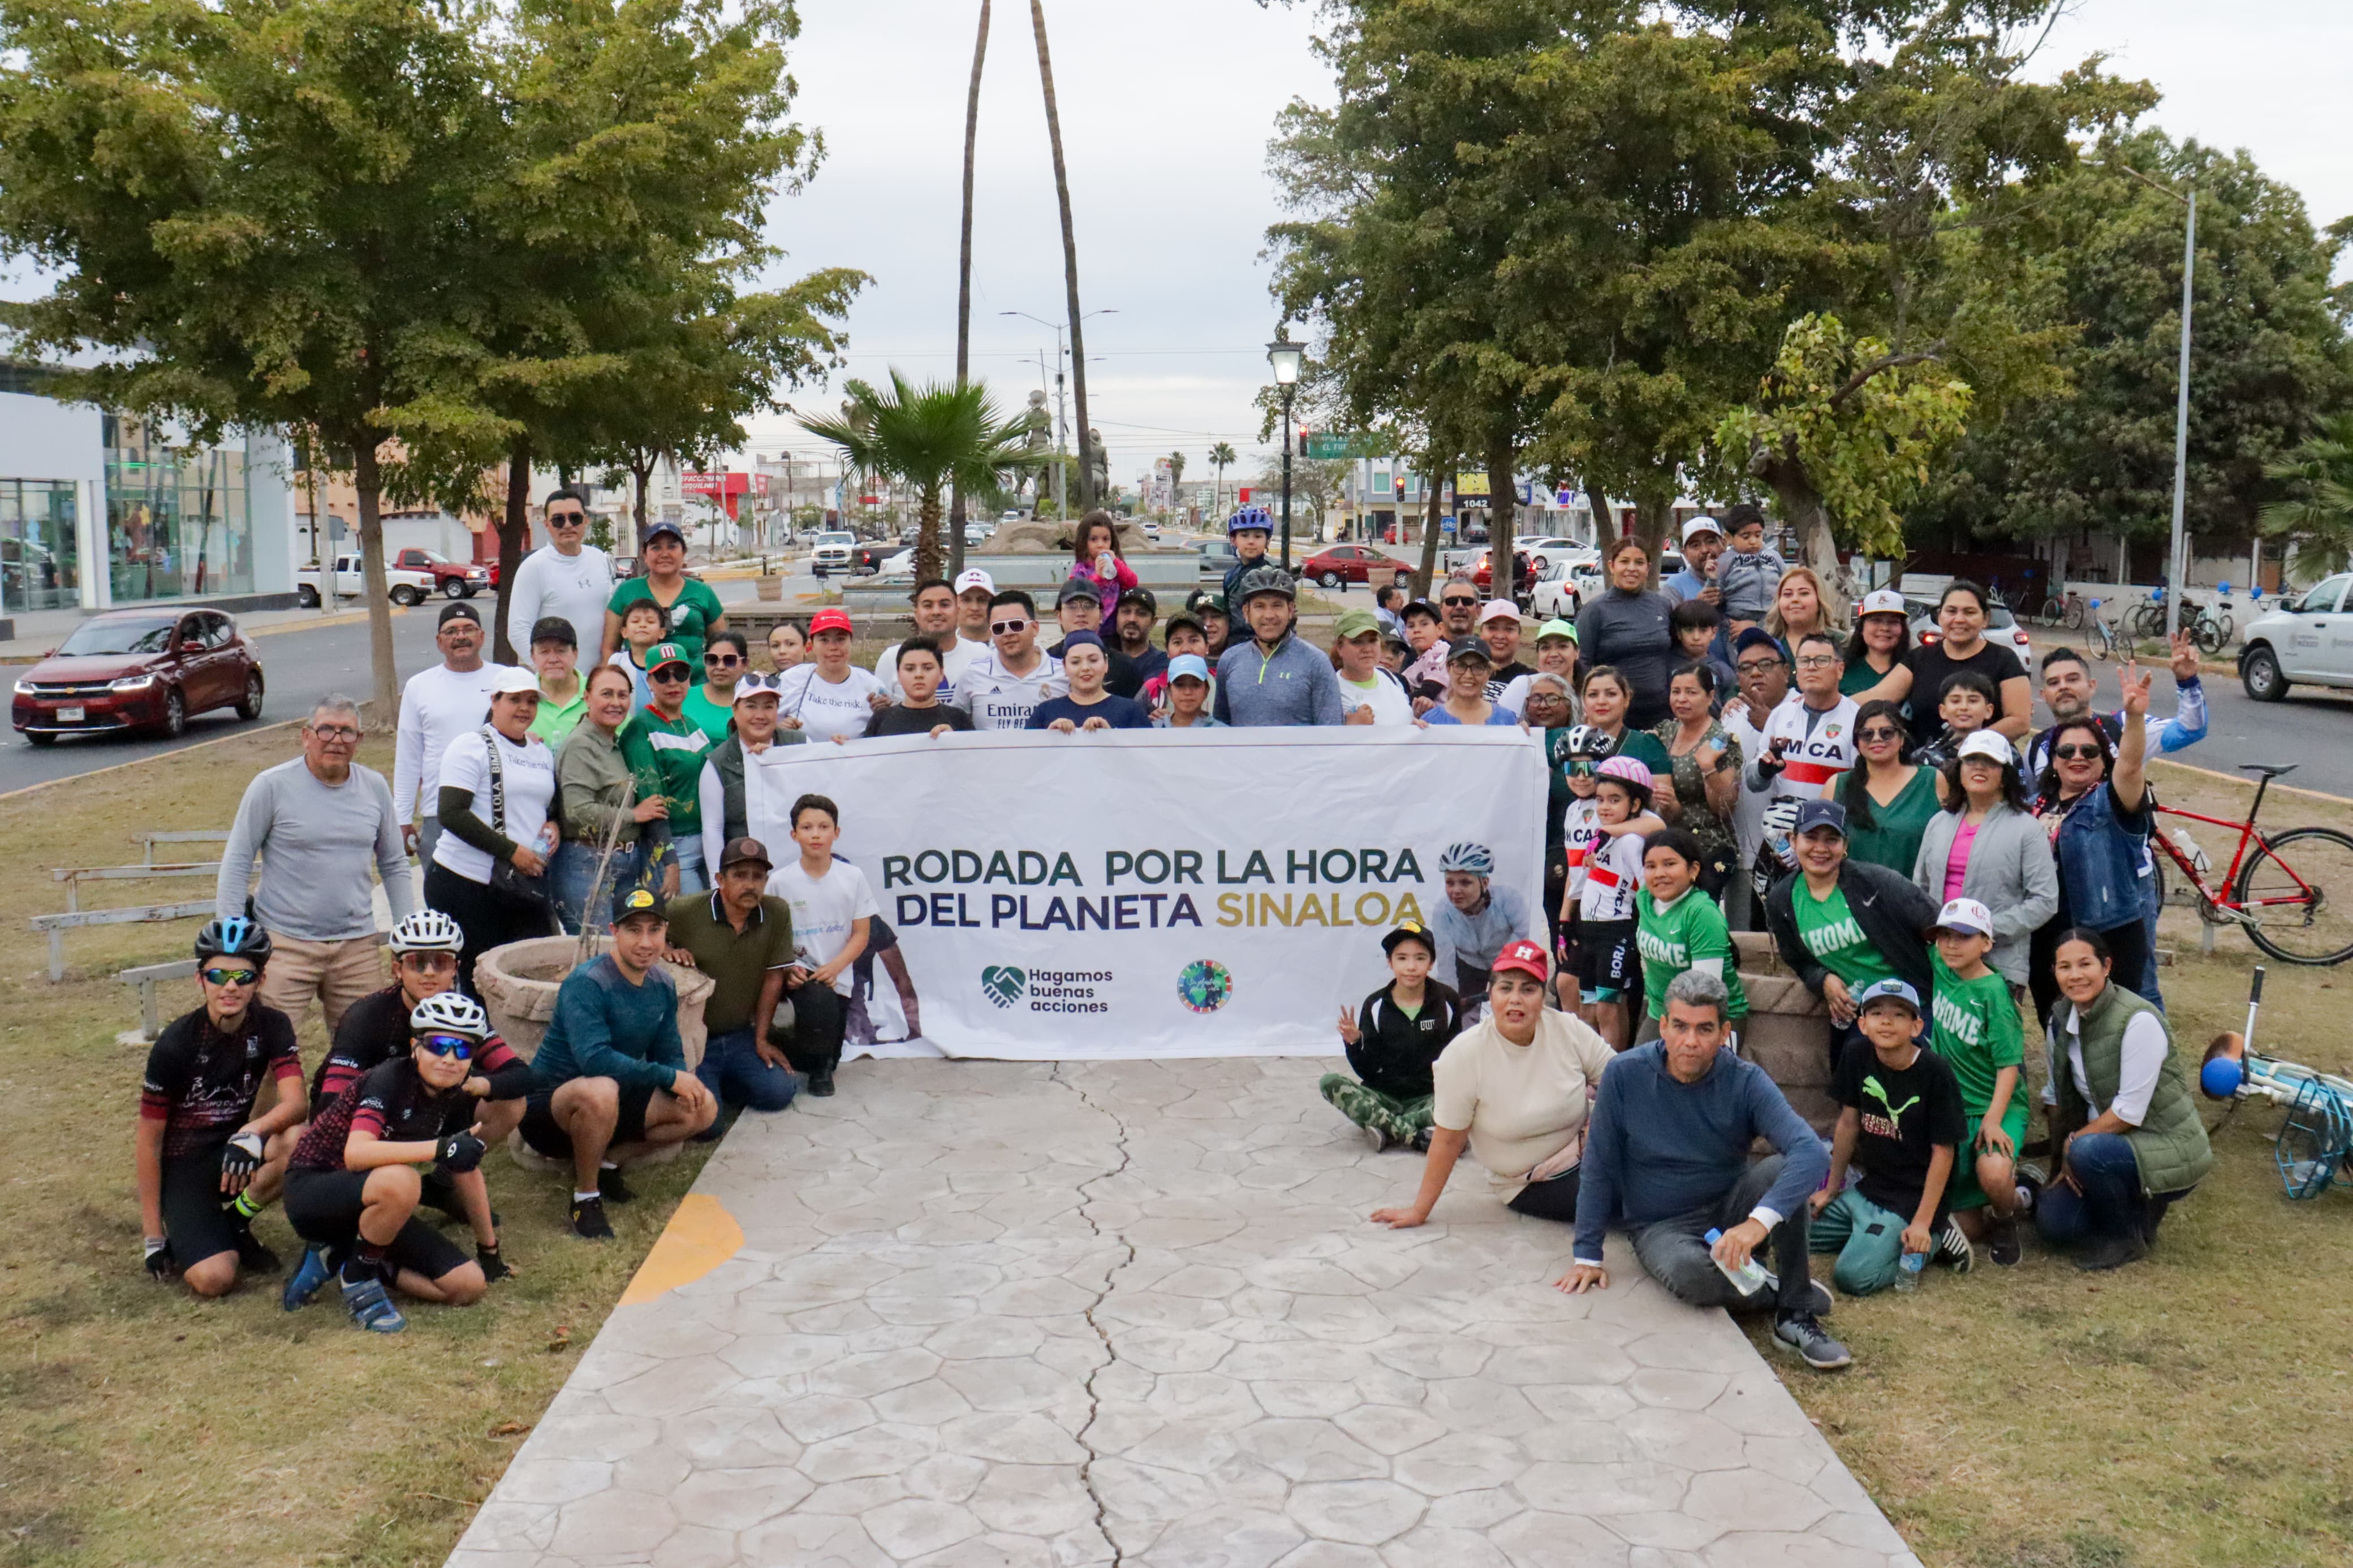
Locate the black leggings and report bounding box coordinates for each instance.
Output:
[2029,915,2153,1034]
[775,980,847,1076]
[424,861,549,999]
[1507,1166,1583,1223]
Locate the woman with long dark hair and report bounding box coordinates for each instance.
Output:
[1838,699,1938,878]
[1911,729,2054,991]
[1575,538,1676,729]
[1653,662,1740,892]
[1841,588,1911,698]
[2027,666,2156,1029]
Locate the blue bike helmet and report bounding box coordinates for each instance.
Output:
[1226,504,1273,538]
[194,915,273,968]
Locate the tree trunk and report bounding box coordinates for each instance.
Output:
[1757,450,1850,623]
[1635,490,1675,590]
[1414,456,1447,599]
[1484,431,1516,602]
[1031,0,1092,512]
[493,441,533,664]
[951,0,991,577]
[1585,484,1615,550]
[350,439,400,716]
[631,451,654,550]
[915,484,946,586]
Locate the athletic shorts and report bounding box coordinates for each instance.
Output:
[160,1149,244,1268]
[1578,918,1640,1001]
[282,1167,472,1282]
[518,1081,656,1161]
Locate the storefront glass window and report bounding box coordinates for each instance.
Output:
[104,415,252,603]
[0,480,80,612]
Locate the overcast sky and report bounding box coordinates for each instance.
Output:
[749,0,2353,491]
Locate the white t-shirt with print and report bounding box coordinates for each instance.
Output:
[877,636,986,707]
[765,858,881,996]
[430,727,555,885]
[1338,672,1414,725]
[778,664,887,743]
[1561,793,1604,901]
[1578,829,1645,923]
[953,649,1068,731]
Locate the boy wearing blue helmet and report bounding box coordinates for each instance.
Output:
[136,918,305,1298]
[1221,505,1274,608]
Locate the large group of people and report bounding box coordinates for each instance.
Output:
[154,491,2221,1357]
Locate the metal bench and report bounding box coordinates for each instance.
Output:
[118,958,199,1042]
[34,899,218,983]
[136,830,230,864]
[51,861,222,913]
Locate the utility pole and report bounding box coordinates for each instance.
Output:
[2166,186,2197,641]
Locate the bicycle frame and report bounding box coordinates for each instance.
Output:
[2152,772,2316,917]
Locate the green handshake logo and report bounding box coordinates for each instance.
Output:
[981,966,1027,1009]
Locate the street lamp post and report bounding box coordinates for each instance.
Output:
[1268,333,1304,572]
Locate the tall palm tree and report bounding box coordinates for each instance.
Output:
[950,0,992,576]
[2261,411,2353,577]
[1166,449,1186,510]
[1208,440,1235,517]
[799,372,1044,584]
[1029,0,1093,511]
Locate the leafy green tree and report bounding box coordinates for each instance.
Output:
[2259,412,2353,577]
[799,373,1044,582]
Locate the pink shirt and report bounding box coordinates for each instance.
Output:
[1944,819,1981,902]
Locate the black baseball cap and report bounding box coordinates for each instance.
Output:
[611,885,666,925]
[720,836,773,872]
[1118,586,1157,614]
[1162,612,1207,644]
[1057,578,1100,607]
[1381,921,1437,957]
[438,601,482,628]
[528,616,576,649]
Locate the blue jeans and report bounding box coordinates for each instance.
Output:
[695,1026,799,1113]
[673,835,708,895]
[551,839,650,935]
[2037,1132,2189,1247]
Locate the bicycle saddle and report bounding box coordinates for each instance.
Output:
[2239,763,2299,778]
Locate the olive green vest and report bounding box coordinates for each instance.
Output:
[2056,982,2213,1195]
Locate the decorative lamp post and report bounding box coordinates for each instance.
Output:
[1267,333,1305,571]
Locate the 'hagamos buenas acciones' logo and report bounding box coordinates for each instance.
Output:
[981,966,1026,1009]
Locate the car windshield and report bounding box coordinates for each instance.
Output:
[816,533,853,547]
[58,617,178,656]
[409,549,450,565]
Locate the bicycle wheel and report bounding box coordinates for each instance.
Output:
[2236,827,2353,965]
[2087,620,2113,662]
[2062,597,2085,630]
[2193,616,2227,656]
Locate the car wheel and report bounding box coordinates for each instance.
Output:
[441,577,466,598]
[296,584,320,609]
[156,686,186,739]
[2241,643,2287,703]
[25,730,56,747]
[1319,571,1343,589]
[235,670,265,722]
[390,585,420,607]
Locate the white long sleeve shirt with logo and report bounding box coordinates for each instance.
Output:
[1747,693,1859,803]
[1578,830,1645,922]
[506,543,614,655]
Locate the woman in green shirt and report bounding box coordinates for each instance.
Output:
[681,628,747,744]
[602,520,728,670]
[1840,588,1911,698]
[1837,699,1940,878]
[1634,830,1748,1040]
[1578,666,1675,818]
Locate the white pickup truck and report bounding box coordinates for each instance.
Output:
[296,553,441,608]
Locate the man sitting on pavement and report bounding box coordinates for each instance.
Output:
[518,887,719,1239]
[1557,968,1853,1372]
[665,837,808,1131]
[217,695,415,1038]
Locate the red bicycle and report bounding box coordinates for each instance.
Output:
[2151,763,2353,965]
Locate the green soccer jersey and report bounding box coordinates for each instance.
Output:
[636,707,712,835]
[681,685,737,746]
[1791,878,1898,992]
[607,576,727,669]
[1928,950,2024,1115]
[1637,888,1749,1021]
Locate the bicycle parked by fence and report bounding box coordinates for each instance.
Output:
[2083,598,2123,662]
[2150,763,2353,965]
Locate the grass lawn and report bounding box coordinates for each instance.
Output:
[6,735,2353,1568]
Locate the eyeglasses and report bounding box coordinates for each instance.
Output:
[990,619,1032,635]
[1735,658,1784,673]
[415,1034,476,1060]
[2053,743,2104,761]
[705,653,742,668]
[1858,726,1902,742]
[307,724,360,742]
[200,966,258,987]
[1794,655,1839,669]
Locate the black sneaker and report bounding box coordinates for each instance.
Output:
[1362,1124,1393,1154]
[1933,1219,1975,1273]
[2073,1232,2147,1272]
[597,1165,635,1206]
[476,1242,514,1282]
[1988,1216,2022,1267]
[808,1068,837,1098]
[1411,1126,1433,1153]
[229,1224,282,1275]
[1772,1313,1852,1371]
[570,1195,614,1241]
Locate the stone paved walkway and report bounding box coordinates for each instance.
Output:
[449,1059,1921,1567]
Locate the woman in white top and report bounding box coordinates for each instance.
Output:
[1372,941,1618,1228]
[1334,610,1413,725]
[426,667,558,994]
[777,609,887,743]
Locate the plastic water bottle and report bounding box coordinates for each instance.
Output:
[1894,1250,1924,1293]
[1704,1228,1769,1297]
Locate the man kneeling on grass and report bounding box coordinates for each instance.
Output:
[1557,968,1852,1372]
[279,993,499,1333]
[1809,979,1971,1294]
[519,886,718,1239]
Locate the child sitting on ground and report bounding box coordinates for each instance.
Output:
[1925,898,2029,1266]
[1321,921,1464,1154]
[1810,979,1969,1295]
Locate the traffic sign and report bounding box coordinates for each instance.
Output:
[1305,433,1378,460]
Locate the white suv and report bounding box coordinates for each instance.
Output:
[809,531,855,577]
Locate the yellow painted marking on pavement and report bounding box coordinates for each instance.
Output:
[619,1193,744,1305]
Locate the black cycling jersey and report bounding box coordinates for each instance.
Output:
[312,984,531,1109]
[140,1004,301,1160]
[291,1058,471,1173]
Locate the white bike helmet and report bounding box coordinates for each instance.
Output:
[1438,841,1496,876]
[390,910,466,955]
[410,991,490,1039]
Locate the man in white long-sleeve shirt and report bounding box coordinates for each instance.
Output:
[393,602,518,869]
[502,486,614,655]
[217,696,416,1033]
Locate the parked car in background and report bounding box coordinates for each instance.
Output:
[2239,573,2353,701]
[391,547,490,599]
[1300,544,1407,589]
[1197,539,1239,582]
[298,552,440,607]
[850,542,896,576]
[1530,559,1581,620]
[1907,597,2033,667]
[809,530,855,576]
[611,555,639,580]
[12,608,264,744]
[1514,536,1583,573]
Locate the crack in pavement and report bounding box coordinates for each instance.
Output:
[1050,1061,1137,1567]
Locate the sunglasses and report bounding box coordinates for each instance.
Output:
[705,653,742,668]
[201,966,259,987]
[1566,761,1598,776]
[415,1034,476,1060]
[2053,743,2104,761]
[548,513,585,527]
[649,669,690,684]
[990,619,1032,634]
[1441,597,1477,608]
[1858,726,1903,742]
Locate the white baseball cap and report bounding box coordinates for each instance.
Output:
[1956,729,2015,766]
[1681,515,1723,543]
[1858,588,1908,619]
[953,567,996,595]
[1479,599,1523,625]
[1933,897,1994,938]
[489,666,541,697]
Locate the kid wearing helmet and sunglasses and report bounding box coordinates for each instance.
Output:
[1580,756,1657,1048]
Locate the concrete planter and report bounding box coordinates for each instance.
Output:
[756,575,784,601]
[1732,931,1836,1136]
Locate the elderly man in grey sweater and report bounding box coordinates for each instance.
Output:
[216,696,413,1034]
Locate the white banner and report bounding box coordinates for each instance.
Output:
[737,728,1546,1059]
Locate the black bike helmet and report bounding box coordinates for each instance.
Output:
[193,915,273,968]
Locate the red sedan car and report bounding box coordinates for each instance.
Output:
[11,607,265,745]
[1300,545,1408,589]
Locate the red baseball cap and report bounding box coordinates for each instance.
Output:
[1491,939,1548,982]
[809,607,854,637]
